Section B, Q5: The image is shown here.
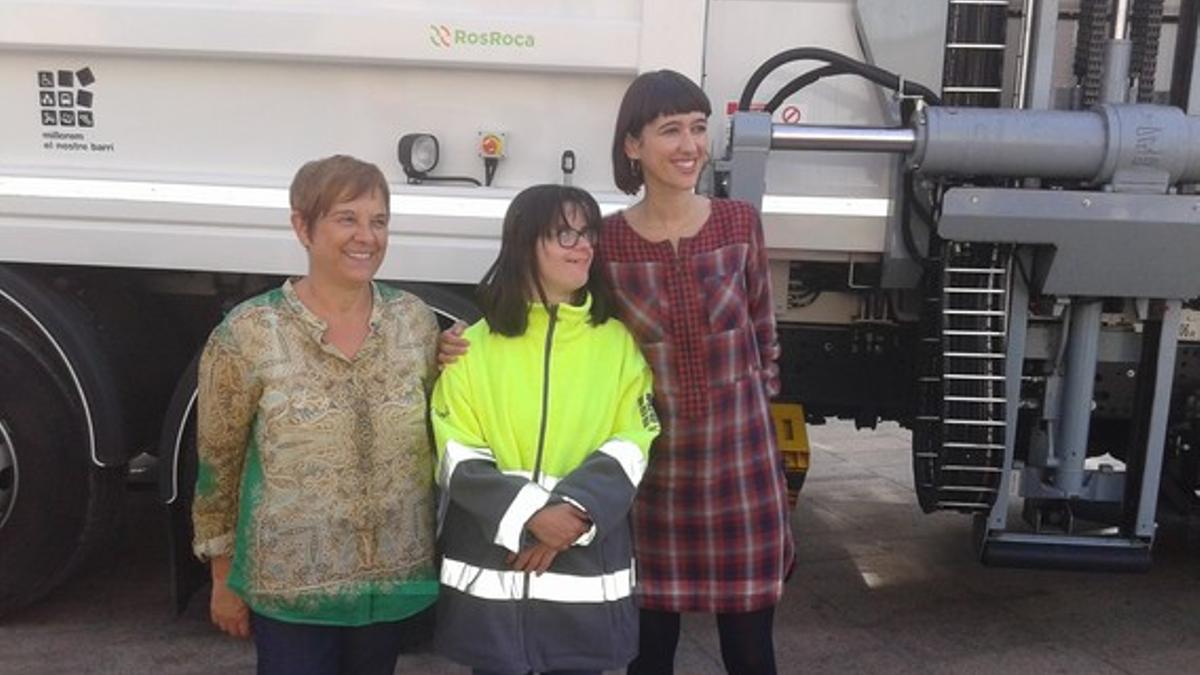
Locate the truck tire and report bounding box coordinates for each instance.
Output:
[0,323,123,618]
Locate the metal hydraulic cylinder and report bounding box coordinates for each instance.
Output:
[1052,300,1103,497]
[770,125,917,153]
[758,104,1200,186]
[912,108,1107,179]
[910,105,1200,185]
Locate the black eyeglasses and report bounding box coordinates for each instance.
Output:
[551,226,599,249]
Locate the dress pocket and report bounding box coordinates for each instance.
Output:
[694,244,751,333]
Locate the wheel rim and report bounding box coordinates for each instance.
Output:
[0,419,17,530]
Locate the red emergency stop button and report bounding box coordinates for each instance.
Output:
[478,132,506,159]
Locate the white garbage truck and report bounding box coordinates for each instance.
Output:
[1,0,1198,615]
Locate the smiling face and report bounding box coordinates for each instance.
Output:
[533,202,594,305]
[292,189,389,288]
[625,110,709,194]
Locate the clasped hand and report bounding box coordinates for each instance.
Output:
[507,503,591,574]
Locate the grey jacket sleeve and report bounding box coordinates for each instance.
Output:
[552,438,646,545]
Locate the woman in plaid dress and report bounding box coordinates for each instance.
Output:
[440,71,793,674]
[605,70,793,675]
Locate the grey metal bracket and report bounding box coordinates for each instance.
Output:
[724,112,773,210]
[938,188,1200,299]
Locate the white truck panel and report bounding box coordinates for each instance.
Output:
[0,178,631,282]
[703,0,893,257]
[0,0,896,277]
[1,52,634,188]
[0,1,645,73]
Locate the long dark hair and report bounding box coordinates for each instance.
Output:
[477,184,615,336]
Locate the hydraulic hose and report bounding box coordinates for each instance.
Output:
[738,47,941,112]
[764,65,842,113]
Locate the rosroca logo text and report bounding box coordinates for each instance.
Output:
[429,24,535,49]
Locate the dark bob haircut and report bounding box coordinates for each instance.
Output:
[477,184,615,337]
[289,154,389,233]
[611,69,712,195]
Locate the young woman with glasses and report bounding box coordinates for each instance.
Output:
[430,184,660,675]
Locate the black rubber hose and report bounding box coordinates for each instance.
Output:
[417,174,482,187]
[901,171,935,271]
[738,47,941,112]
[764,65,842,113]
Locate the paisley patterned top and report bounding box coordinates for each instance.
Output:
[192,279,440,626]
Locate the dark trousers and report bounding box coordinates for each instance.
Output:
[251,611,418,675]
[627,606,777,675]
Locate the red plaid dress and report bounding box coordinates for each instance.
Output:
[600,198,794,613]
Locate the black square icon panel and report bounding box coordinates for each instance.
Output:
[38,66,97,128]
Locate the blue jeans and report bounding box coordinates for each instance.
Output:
[251,611,424,675]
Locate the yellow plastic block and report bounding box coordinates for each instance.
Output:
[771,402,810,509]
[771,402,810,472]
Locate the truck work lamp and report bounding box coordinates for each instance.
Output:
[398,133,439,183]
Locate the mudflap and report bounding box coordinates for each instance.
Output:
[167,499,208,615]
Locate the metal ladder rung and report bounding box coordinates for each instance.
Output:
[944,442,1006,450]
[946,267,1006,274]
[914,452,939,459]
[950,0,1009,5]
[941,465,1004,473]
[918,376,941,382]
[944,374,1006,381]
[943,86,1005,94]
[944,330,1006,337]
[915,415,940,422]
[945,43,1007,50]
[939,485,999,493]
[944,352,1006,359]
[944,309,1007,316]
[945,396,1007,403]
[944,288,1006,294]
[943,419,1007,426]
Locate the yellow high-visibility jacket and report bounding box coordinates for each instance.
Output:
[430,294,658,674]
